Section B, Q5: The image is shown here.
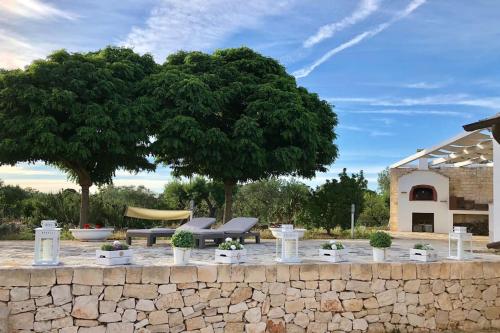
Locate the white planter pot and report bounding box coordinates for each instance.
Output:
[173,247,191,265]
[96,249,133,266]
[410,249,437,262]
[215,249,247,264]
[319,248,347,262]
[372,247,387,262]
[269,228,306,239]
[70,228,114,241]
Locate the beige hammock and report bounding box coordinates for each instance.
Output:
[124,206,192,221]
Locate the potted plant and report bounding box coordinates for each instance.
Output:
[410,243,437,262]
[171,230,195,265]
[96,241,132,265]
[215,238,247,264]
[70,223,114,241]
[319,240,346,262]
[369,231,392,262]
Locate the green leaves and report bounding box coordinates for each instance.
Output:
[151,47,338,185]
[0,47,158,186]
[307,169,367,232]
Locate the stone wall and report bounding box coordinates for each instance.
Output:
[2,262,500,333]
[389,167,493,231]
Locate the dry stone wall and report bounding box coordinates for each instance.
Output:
[1,262,500,333]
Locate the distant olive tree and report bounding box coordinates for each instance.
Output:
[233,178,311,227]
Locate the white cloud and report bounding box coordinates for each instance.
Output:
[0,164,56,176]
[0,30,48,69]
[339,109,473,118]
[122,0,291,61]
[339,124,394,137]
[330,94,500,110]
[0,0,76,20]
[304,0,381,48]
[402,81,445,89]
[293,0,426,78]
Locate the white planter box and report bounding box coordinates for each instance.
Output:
[410,248,437,262]
[215,249,247,264]
[70,228,114,241]
[319,249,347,262]
[96,249,133,266]
[173,247,191,265]
[372,248,387,262]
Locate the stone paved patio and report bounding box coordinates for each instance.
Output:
[0,234,498,267]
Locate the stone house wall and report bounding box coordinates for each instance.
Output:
[389,167,493,231]
[1,262,500,333]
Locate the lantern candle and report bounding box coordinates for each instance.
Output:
[41,238,53,261]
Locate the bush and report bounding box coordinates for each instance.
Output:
[369,231,392,248]
[358,191,389,227]
[171,230,195,248]
[306,169,367,233]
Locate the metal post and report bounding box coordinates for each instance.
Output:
[351,204,355,239]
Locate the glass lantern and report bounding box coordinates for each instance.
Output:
[448,226,473,260]
[33,220,61,266]
[275,224,302,263]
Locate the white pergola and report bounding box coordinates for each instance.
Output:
[391,128,500,242]
[391,129,493,169]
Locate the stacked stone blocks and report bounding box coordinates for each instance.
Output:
[1,262,500,332]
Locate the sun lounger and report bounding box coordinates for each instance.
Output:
[126,217,216,246]
[192,217,260,248]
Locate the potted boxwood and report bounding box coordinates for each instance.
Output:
[96,241,132,265]
[369,231,392,262]
[319,240,346,262]
[410,243,437,262]
[215,238,247,264]
[171,230,195,265]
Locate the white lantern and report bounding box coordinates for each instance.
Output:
[33,220,61,266]
[272,224,302,263]
[448,226,473,260]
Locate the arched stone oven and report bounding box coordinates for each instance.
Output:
[409,185,437,201]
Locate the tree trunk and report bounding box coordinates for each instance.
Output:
[223,180,236,223]
[205,199,217,218]
[79,180,91,229]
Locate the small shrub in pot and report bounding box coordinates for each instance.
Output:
[171,230,195,248]
[369,231,391,262]
[171,230,195,265]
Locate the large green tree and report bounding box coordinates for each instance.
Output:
[149,47,338,222]
[0,47,158,227]
[307,169,367,234]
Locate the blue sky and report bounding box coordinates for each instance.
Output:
[1,0,499,192]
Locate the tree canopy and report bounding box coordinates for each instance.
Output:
[307,169,367,233]
[148,47,338,221]
[0,47,158,227]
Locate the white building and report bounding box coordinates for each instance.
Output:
[389,129,496,239]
